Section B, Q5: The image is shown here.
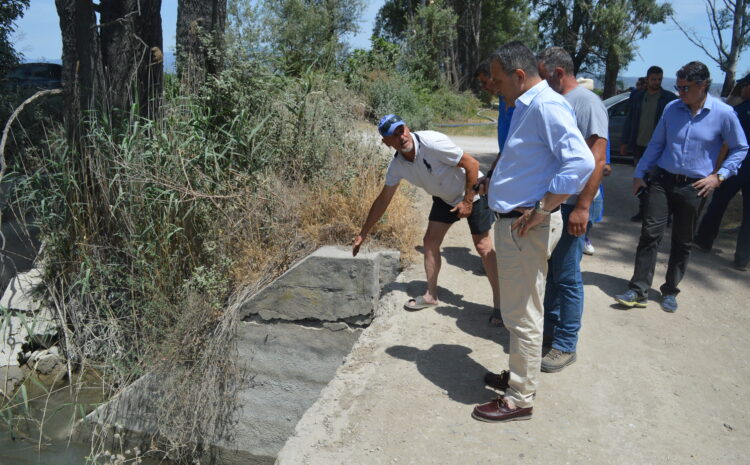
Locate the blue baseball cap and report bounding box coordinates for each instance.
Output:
[378,114,405,137]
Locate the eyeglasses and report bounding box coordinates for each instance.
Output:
[379,116,403,136]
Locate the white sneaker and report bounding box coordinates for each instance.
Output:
[583,238,595,255]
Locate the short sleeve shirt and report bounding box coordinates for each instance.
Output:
[563,85,609,205]
[385,130,481,206]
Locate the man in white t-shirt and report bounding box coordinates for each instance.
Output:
[352,114,500,315]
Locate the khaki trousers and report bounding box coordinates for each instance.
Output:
[494,212,562,408]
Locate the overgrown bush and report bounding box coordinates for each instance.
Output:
[6,64,419,463]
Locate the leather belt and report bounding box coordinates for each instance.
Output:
[656,167,701,184]
[494,211,522,219]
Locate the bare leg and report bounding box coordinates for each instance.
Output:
[473,231,501,320]
[420,221,453,304]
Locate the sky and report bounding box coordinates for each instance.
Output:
[11,0,750,83]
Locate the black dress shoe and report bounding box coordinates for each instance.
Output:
[483,370,509,390]
[472,396,532,423]
[630,212,643,222]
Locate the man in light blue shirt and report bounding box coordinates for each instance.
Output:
[615,61,749,313]
[472,41,594,424]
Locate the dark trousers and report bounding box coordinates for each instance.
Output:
[629,169,703,297]
[694,169,750,268]
[633,145,649,215]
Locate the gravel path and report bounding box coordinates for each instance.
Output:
[277,136,750,465]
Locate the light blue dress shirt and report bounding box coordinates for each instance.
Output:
[634,94,749,179]
[488,80,595,213]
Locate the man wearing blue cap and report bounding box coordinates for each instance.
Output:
[352,115,500,315]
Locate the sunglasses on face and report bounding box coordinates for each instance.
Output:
[674,81,704,93]
[379,116,403,136]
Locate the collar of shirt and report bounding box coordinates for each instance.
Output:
[515,79,549,109]
[675,93,716,117]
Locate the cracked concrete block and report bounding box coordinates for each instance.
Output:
[239,246,399,323]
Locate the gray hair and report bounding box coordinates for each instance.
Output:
[537,46,575,75]
[489,41,539,77]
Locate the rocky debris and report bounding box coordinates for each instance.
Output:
[0,265,64,396]
[30,348,63,375]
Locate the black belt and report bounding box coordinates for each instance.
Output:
[655,167,701,184]
[494,210,522,219]
[493,206,560,220]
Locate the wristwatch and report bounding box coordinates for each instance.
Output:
[717,173,726,183]
[534,200,552,216]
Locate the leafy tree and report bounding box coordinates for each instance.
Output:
[374,0,536,89]
[534,0,671,97]
[594,0,672,97]
[0,0,29,76]
[373,0,422,44]
[401,0,458,87]
[673,0,749,96]
[260,0,365,76]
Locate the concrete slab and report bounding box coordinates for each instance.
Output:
[238,246,399,323]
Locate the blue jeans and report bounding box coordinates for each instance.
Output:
[544,204,584,353]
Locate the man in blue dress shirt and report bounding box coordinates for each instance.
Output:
[614,62,748,313]
[472,41,594,423]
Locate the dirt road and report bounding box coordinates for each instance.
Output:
[277,136,750,465]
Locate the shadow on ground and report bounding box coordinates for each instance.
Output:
[386,344,497,405]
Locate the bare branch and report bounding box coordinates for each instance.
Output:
[671,16,720,65]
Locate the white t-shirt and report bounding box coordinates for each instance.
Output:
[384,131,481,207]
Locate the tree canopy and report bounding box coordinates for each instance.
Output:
[0,0,29,75]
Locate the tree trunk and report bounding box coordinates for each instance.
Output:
[602,45,620,99]
[55,0,105,144]
[100,0,163,120]
[176,0,228,93]
[721,0,746,96]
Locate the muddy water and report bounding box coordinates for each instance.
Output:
[0,373,167,465]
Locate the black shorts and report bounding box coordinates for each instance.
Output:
[428,196,494,235]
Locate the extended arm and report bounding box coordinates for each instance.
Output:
[352,184,399,256]
[451,153,480,218]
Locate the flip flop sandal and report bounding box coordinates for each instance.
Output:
[404,296,438,311]
[488,308,504,327]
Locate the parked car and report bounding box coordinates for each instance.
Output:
[602,91,631,163]
[2,63,62,91]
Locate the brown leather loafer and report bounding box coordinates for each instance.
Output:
[472,396,532,423]
[483,370,509,390]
